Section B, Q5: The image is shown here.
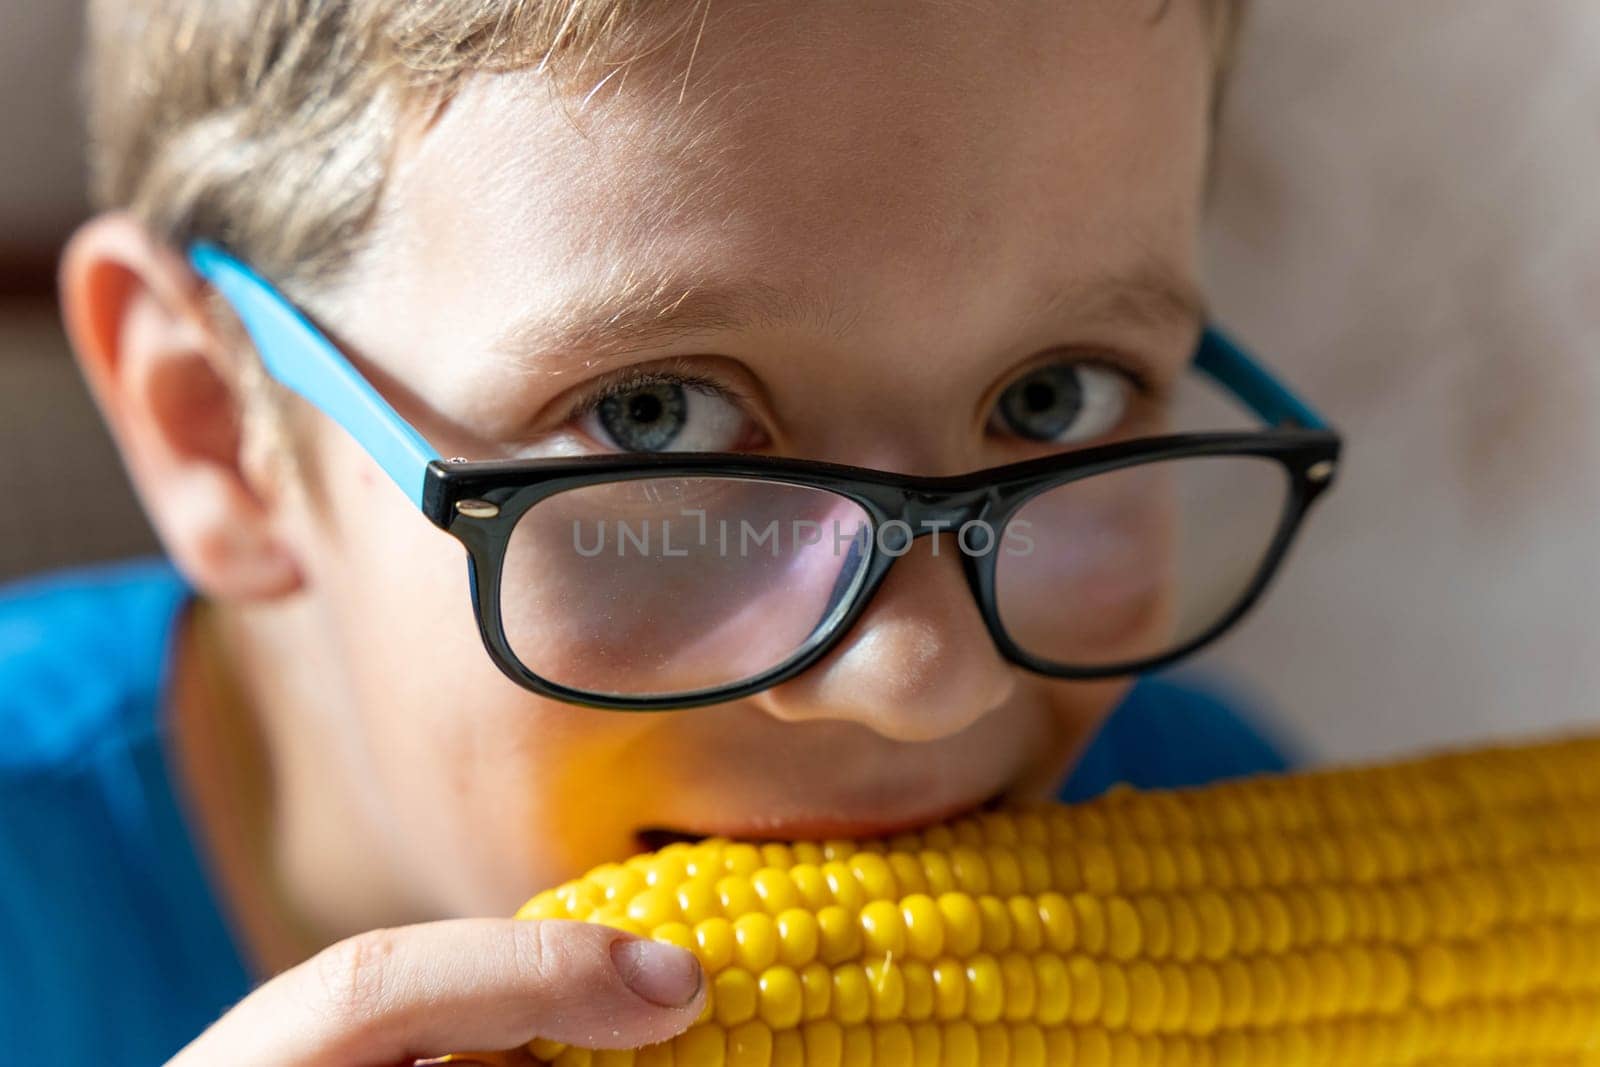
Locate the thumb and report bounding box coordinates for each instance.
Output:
[167,918,705,1067]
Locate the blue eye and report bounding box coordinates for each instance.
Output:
[596,382,688,451]
[578,373,752,453]
[992,363,1133,444]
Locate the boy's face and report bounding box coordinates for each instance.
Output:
[278,0,1213,914]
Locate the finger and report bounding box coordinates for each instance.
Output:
[166,919,705,1067]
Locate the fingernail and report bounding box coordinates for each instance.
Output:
[611,937,703,1008]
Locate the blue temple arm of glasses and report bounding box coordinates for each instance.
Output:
[188,242,443,508]
[1193,327,1330,431]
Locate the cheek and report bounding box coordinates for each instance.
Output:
[307,431,480,684]
[291,430,657,911]
[1021,673,1134,799]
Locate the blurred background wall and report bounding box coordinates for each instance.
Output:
[1,1,1595,761]
[0,0,161,578]
[1197,1,1600,760]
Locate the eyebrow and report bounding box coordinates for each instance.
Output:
[494,273,841,376]
[1035,262,1209,337]
[493,259,1206,375]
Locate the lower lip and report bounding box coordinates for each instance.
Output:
[635,790,1007,851]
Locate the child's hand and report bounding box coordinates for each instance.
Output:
[164,918,705,1066]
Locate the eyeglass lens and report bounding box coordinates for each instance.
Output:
[994,456,1288,669]
[500,478,873,698]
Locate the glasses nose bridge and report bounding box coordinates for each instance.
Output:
[897,486,992,536]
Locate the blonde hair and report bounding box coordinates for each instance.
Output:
[86,0,1246,302]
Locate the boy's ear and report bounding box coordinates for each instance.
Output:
[58,213,305,600]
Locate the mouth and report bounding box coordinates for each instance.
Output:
[634,787,1010,853]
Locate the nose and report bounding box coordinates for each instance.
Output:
[752,532,1018,742]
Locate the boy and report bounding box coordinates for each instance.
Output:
[1,0,1321,1062]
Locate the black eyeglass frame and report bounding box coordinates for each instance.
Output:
[426,433,1337,709]
[188,242,1342,711]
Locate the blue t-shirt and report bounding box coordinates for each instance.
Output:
[0,558,1290,1063]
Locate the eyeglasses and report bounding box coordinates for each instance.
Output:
[190,242,1341,711]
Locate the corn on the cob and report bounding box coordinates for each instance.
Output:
[463,734,1600,1066]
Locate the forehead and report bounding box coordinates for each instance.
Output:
[363,0,1213,374]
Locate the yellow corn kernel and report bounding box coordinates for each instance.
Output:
[758,966,804,1030]
[753,869,799,916]
[714,968,758,1028]
[734,913,780,972]
[859,899,907,958]
[476,735,1600,1066]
